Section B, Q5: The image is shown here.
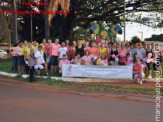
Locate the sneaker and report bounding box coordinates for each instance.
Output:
[46,73,49,76]
[139,80,142,85]
[136,80,140,84]
[147,75,152,79]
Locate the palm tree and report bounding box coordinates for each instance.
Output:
[48,0,71,25]
[13,0,18,45]
[44,0,50,40]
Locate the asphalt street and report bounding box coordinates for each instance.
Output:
[0,84,161,122]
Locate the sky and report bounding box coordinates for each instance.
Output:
[117,22,163,41]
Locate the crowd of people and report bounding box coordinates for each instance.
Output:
[10,36,162,84]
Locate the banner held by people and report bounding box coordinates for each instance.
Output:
[62,64,133,79]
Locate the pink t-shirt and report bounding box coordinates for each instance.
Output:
[126,58,131,65]
[82,55,93,65]
[84,46,90,52]
[119,49,127,63]
[45,44,51,57]
[59,59,70,68]
[51,43,61,56]
[95,38,101,43]
[66,45,70,50]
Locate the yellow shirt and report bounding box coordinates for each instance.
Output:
[96,58,108,65]
[40,43,46,53]
[32,45,38,52]
[18,47,25,56]
[24,47,31,59]
[99,48,107,56]
[81,40,85,45]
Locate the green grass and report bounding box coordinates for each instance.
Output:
[0,59,162,95]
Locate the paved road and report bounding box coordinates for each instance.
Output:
[0,84,160,122]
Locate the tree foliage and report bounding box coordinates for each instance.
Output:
[1,0,163,43]
[130,36,141,44]
[145,34,163,42]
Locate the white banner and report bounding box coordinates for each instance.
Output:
[62,64,133,79]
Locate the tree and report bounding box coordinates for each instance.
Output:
[145,34,163,42]
[12,0,18,45]
[130,36,141,44]
[1,0,163,43]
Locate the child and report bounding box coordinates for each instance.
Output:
[28,48,36,82]
[133,58,144,85]
[96,54,108,66]
[11,44,18,73]
[126,53,131,65]
[59,54,70,73]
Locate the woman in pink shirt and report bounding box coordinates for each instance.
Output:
[50,39,61,73]
[119,42,127,65]
[45,39,52,65]
[133,58,144,84]
[95,35,101,44]
[82,50,93,65]
[59,54,70,73]
[84,41,90,52]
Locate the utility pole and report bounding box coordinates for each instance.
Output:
[44,0,50,40]
[13,0,18,44]
[30,14,33,42]
[124,0,126,42]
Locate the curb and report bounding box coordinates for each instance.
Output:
[0,71,162,83]
[0,78,162,103]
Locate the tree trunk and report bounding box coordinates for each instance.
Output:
[44,0,50,40]
[13,0,18,44]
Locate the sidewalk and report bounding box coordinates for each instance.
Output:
[0,78,162,103]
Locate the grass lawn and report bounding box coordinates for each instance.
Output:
[0,59,163,96]
[0,74,161,95]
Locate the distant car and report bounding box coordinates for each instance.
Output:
[0,50,7,59]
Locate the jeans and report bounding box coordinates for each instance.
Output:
[25,63,29,74]
[11,56,17,72]
[29,66,34,82]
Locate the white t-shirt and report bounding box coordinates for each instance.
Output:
[35,50,45,64]
[101,39,106,44]
[58,47,68,59]
[135,48,145,60]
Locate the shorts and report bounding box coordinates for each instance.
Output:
[43,53,46,62]
[35,63,45,70]
[50,56,58,66]
[46,57,50,63]
[17,56,25,65]
[153,63,161,71]
[146,62,152,70]
[134,72,144,79]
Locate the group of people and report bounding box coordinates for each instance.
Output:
[10,36,162,84]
